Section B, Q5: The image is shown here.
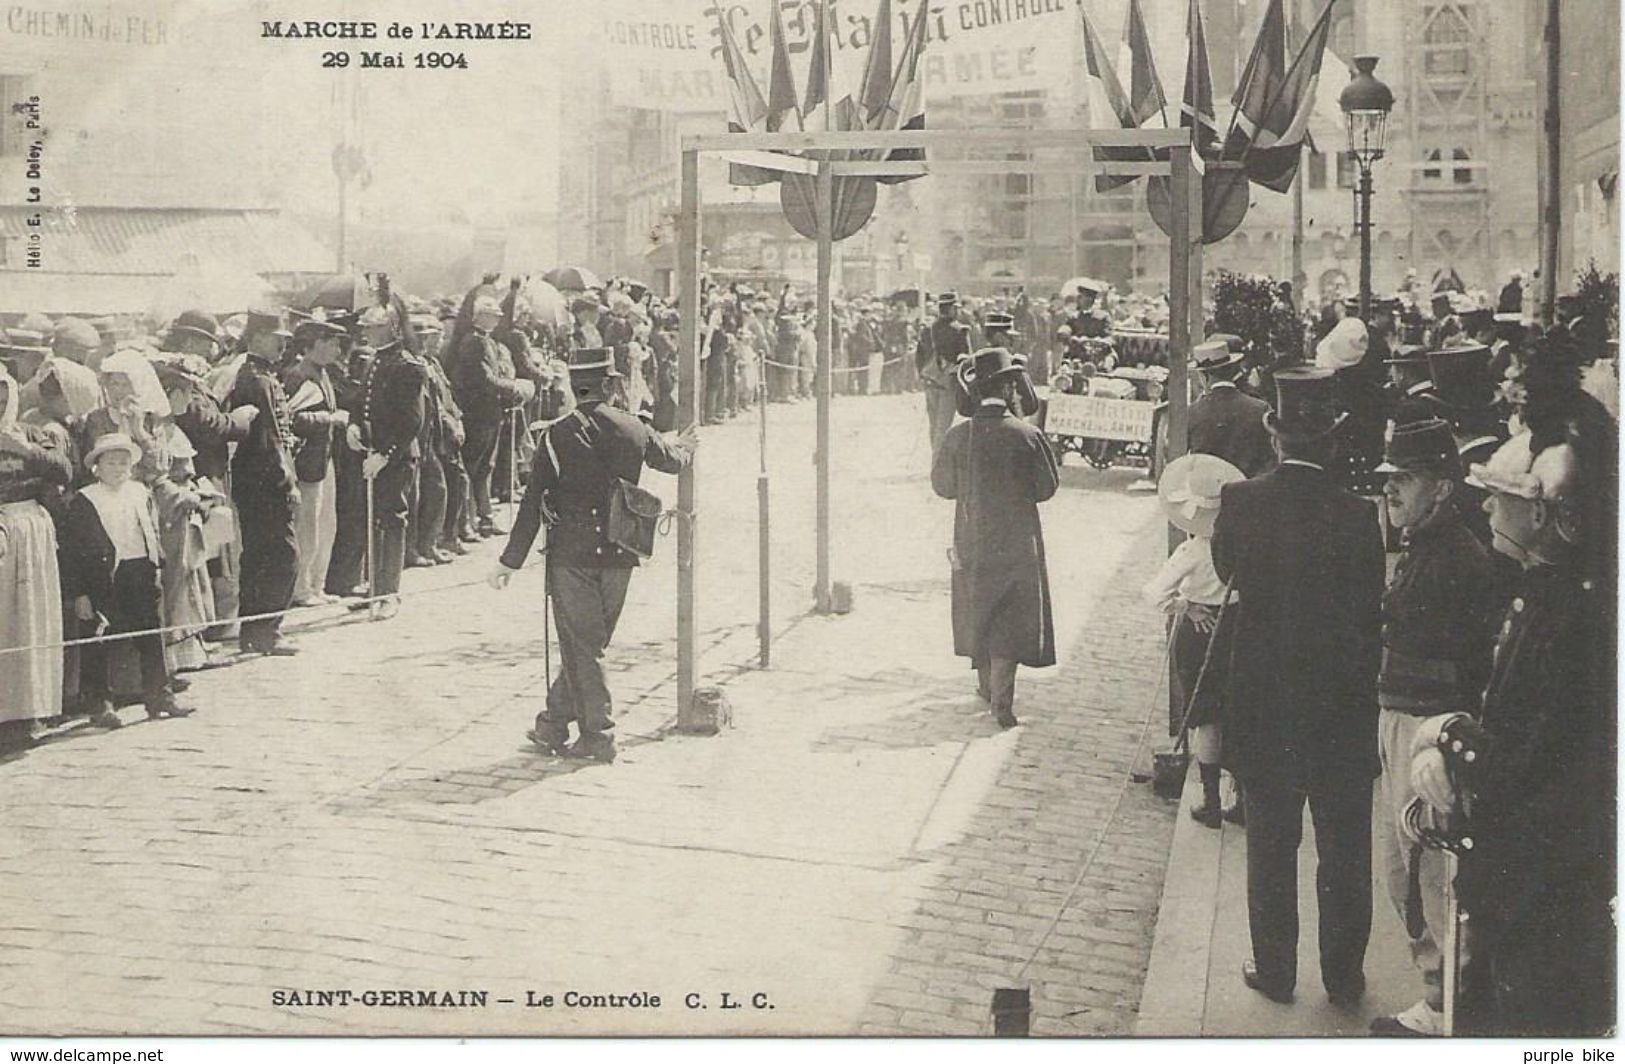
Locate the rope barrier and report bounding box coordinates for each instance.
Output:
[0,571,507,659]
[759,356,906,373]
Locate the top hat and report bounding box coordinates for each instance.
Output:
[1157,453,1245,537]
[166,309,223,348]
[1264,367,1346,439]
[243,308,293,339]
[1193,337,1244,372]
[1425,343,1496,410]
[568,346,622,379]
[1376,417,1462,474]
[1383,342,1430,366]
[84,431,143,468]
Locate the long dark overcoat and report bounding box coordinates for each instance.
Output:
[1211,462,1385,790]
[930,402,1060,668]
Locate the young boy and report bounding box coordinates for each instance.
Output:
[61,432,194,727]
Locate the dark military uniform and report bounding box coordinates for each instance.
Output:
[1451,568,1615,1036]
[228,354,300,653]
[360,341,427,597]
[324,351,371,596]
[500,400,692,752]
[915,317,972,457]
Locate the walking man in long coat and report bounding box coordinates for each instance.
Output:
[917,292,973,460]
[931,347,1059,729]
[1212,367,1386,1008]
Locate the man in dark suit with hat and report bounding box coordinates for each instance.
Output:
[228,308,302,656]
[455,295,535,538]
[931,347,1058,729]
[1189,337,1275,478]
[1423,343,1510,552]
[490,348,698,763]
[1367,418,1496,1036]
[1384,343,1436,426]
[1212,366,1386,1007]
[916,292,973,459]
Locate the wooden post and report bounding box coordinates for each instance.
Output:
[1538,0,1561,325]
[758,344,771,667]
[676,148,702,728]
[1167,142,1197,504]
[814,156,834,614]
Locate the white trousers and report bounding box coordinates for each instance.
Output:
[293,464,337,603]
[1377,707,1453,1008]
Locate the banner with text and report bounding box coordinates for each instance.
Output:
[598,0,1077,114]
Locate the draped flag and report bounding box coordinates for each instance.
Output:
[1232,0,1333,192]
[803,0,832,121]
[1082,4,1157,193]
[871,0,929,183]
[1181,0,1220,159]
[858,0,895,127]
[1125,0,1166,129]
[1222,0,1287,161]
[716,8,776,186]
[766,0,802,132]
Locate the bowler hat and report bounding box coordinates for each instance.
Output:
[568,346,621,380]
[1376,418,1461,475]
[936,291,960,309]
[166,309,222,348]
[53,317,101,355]
[1425,343,1496,410]
[969,346,1022,387]
[1264,367,1346,439]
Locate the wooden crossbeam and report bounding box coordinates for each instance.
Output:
[827,159,1172,178]
[684,127,1194,153]
[715,150,820,176]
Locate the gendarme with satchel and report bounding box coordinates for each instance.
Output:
[532,404,674,568]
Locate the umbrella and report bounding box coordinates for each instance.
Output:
[296,272,369,311]
[518,277,571,329]
[542,266,605,293]
[886,288,924,306]
[1059,277,1110,301]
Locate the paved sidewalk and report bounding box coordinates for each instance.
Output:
[1137,767,1418,1036]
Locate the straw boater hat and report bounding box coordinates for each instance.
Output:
[1157,453,1244,538]
[1192,337,1244,372]
[85,432,143,468]
[568,346,621,382]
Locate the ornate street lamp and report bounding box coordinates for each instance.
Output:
[1339,55,1395,322]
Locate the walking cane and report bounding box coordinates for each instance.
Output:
[365,460,377,621]
[509,406,519,529]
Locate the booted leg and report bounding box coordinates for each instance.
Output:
[1191,761,1223,828]
[987,657,1018,728]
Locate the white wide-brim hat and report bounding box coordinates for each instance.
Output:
[85,432,143,468]
[1157,453,1245,536]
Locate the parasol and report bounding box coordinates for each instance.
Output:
[518,277,572,329]
[1059,277,1110,302]
[541,266,605,293]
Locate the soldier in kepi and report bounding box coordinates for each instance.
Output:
[916,292,972,460]
[488,348,698,764]
[931,347,1059,729]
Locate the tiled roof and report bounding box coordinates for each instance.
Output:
[0,207,332,276]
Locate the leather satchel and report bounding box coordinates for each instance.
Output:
[607,477,662,559]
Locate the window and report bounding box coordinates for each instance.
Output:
[1335,151,1356,189]
[1423,149,1443,181]
[1308,149,1328,189]
[1452,148,1474,185]
[1423,5,1473,77]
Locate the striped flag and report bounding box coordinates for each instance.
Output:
[1181,0,1220,159]
[1222,0,1287,160]
[1082,4,1153,193]
[714,7,776,186]
[871,0,929,183]
[1235,0,1333,191]
[803,0,832,120]
[1125,0,1167,129]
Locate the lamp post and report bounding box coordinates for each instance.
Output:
[1339,55,1394,323]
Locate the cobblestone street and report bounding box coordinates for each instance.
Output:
[0,395,1174,1037]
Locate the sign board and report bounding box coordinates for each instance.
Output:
[1043,393,1155,443]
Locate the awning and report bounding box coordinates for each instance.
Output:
[0,207,333,315]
